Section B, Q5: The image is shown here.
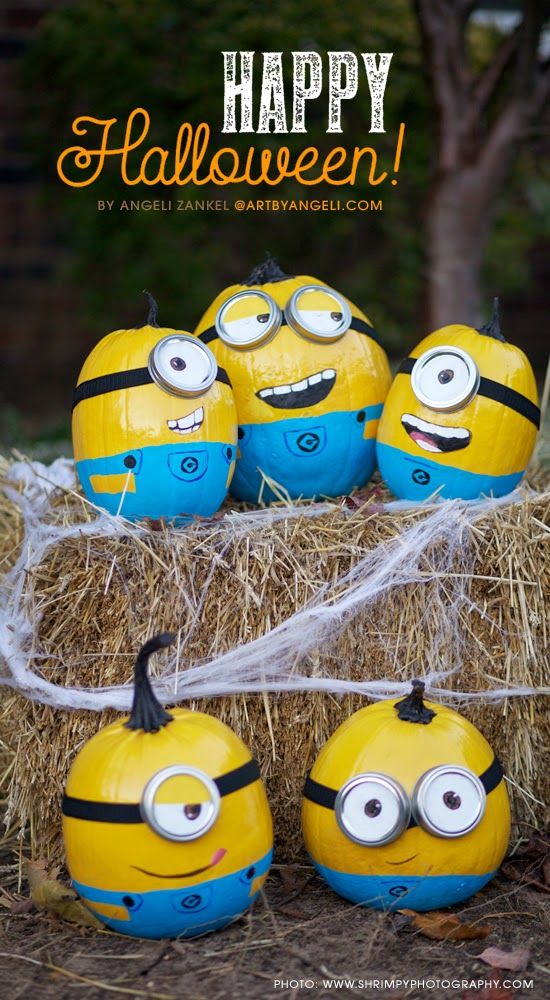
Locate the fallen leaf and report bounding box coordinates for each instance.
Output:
[24,859,102,929]
[478,946,530,972]
[501,862,550,894]
[10,898,35,915]
[279,865,308,895]
[400,909,492,941]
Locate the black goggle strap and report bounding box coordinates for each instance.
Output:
[303,756,504,831]
[61,758,261,824]
[72,365,232,410]
[397,357,540,428]
[197,315,380,346]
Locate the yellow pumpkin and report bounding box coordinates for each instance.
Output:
[62,634,273,939]
[72,293,238,521]
[302,681,510,911]
[194,256,391,502]
[376,301,539,500]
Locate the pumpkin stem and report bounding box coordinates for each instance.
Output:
[394,680,436,724]
[478,297,505,342]
[141,289,160,328]
[125,633,175,732]
[244,252,292,286]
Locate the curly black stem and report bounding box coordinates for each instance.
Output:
[141,289,160,328]
[125,633,175,732]
[394,679,436,724]
[478,297,505,342]
[244,252,292,286]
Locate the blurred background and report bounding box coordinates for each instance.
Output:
[0,0,548,457]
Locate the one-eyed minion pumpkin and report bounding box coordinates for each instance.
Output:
[376,301,540,501]
[194,256,391,503]
[62,634,273,939]
[72,293,238,522]
[302,681,510,912]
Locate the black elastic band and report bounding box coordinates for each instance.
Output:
[479,755,504,795]
[397,357,540,428]
[61,796,142,824]
[72,366,231,409]
[73,368,153,409]
[303,756,504,823]
[303,775,337,810]
[214,758,260,796]
[61,757,261,824]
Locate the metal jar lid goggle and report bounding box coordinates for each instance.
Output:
[410,346,480,412]
[148,334,219,397]
[140,765,221,842]
[322,764,489,845]
[214,286,353,350]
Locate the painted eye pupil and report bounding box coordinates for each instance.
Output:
[257,313,269,324]
[170,357,186,371]
[364,798,382,818]
[184,803,202,820]
[331,311,343,321]
[438,368,454,384]
[443,790,461,810]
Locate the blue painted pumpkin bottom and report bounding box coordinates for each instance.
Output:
[232,404,384,503]
[76,440,235,522]
[376,442,524,502]
[313,860,497,911]
[72,850,272,939]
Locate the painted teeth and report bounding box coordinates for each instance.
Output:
[402,413,469,439]
[258,369,336,399]
[167,406,204,434]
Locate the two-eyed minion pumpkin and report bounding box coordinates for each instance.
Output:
[62,635,273,939]
[194,256,391,503]
[302,681,510,912]
[376,301,540,501]
[72,293,237,522]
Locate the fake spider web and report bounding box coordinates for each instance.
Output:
[0,457,548,712]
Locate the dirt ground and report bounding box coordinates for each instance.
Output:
[0,845,548,1000]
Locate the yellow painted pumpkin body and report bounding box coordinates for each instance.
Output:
[302,691,510,911]
[194,261,391,502]
[63,707,273,938]
[72,318,238,521]
[376,323,539,501]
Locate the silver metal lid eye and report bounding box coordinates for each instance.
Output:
[215,290,281,349]
[411,346,480,412]
[335,773,410,846]
[286,285,352,343]
[412,765,486,838]
[141,765,221,842]
[148,335,218,397]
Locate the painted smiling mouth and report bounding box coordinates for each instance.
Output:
[167,406,204,435]
[386,853,419,866]
[132,847,226,879]
[401,413,471,454]
[256,369,336,409]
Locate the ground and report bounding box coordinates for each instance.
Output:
[1,847,548,1000]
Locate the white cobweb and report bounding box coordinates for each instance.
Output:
[0,458,548,712]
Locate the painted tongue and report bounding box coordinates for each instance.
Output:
[211,847,227,866]
[410,429,441,452]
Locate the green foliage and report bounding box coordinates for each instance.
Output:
[20,0,547,353]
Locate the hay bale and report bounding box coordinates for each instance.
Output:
[1,460,549,865]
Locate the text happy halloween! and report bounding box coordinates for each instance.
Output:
[56,51,405,189]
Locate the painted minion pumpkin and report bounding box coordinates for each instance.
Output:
[302,681,510,912]
[62,635,273,939]
[376,301,540,501]
[194,256,391,503]
[72,293,238,522]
